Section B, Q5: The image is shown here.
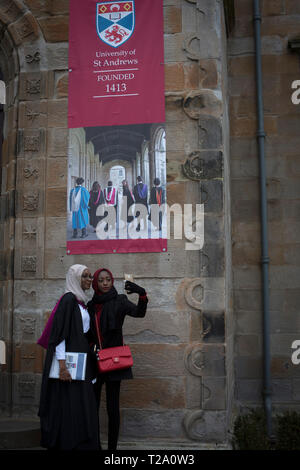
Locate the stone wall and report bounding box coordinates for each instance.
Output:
[0,0,233,445]
[229,0,300,409]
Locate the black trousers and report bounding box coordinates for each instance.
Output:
[94,379,121,451]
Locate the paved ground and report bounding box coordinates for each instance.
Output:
[0,419,41,450]
[0,418,231,450]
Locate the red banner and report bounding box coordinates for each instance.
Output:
[67,0,166,255]
[68,0,165,128]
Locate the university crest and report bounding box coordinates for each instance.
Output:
[96,1,135,48]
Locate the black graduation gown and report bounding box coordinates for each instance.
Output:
[149,186,165,206]
[149,186,165,228]
[87,293,148,382]
[133,183,148,210]
[122,187,135,222]
[89,190,105,228]
[38,292,99,450]
[103,187,118,228]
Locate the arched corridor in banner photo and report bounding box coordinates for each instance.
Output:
[67,123,167,247]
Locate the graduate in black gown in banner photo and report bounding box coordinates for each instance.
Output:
[89,181,105,232]
[103,181,118,232]
[149,177,166,231]
[133,176,148,232]
[121,179,135,224]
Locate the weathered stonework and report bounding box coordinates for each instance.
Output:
[229,0,300,413]
[21,255,37,272]
[0,0,234,446]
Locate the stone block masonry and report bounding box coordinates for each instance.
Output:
[229,0,300,411]
[0,0,234,446]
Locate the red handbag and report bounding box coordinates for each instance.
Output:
[95,314,133,373]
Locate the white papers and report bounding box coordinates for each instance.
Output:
[49,352,87,381]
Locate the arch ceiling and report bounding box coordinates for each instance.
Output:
[85,123,154,164]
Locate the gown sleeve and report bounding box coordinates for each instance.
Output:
[38,292,77,418]
[120,293,148,319]
[48,292,77,348]
[55,340,66,360]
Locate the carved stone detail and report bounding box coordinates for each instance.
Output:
[202,312,225,343]
[19,72,52,102]
[0,0,22,24]
[24,165,39,180]
[15,19,33,40]
[13,315,37,346]
[25,105,40,122]
[202,382,211,401]
[25,52,40,64]
[182,150,223,181]
[23,191,39,211]
[20,316,36,337]
[183,91,202,120]
[26,78,41,95]
[183,91,222,120]
[20,290,37,302]
[24,135,40,151]
[183,34,200,61]
[21,256,37,272]
[202,317,212,339]
[184,278,203,310]
[7,12,40,46]
[18,375,35,399]
[184,343,226,378]
[183,410,205,440]
[184,343,205,377]
[182,151,204,181]
[17,130,45,157]
[21,351,36,366]
[23,225,37,240]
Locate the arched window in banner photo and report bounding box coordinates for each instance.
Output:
[67,0,165,255]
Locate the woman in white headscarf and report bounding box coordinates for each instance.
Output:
[38,264,99,450]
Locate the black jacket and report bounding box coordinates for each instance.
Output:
[87,293,148,381]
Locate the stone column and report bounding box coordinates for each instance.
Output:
[163,0,233,442]
[0,1,46,414]
[0,25,19,413]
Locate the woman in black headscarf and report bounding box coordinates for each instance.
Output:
[87,268,148,450]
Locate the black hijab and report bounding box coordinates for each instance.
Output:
[88,268,121,336]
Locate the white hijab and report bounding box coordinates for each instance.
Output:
[65,264,89,304]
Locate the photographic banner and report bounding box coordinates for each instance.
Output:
[67,0,166,255]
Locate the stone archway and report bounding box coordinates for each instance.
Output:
[0,0,61,416]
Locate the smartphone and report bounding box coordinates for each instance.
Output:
[124,273,134,290]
